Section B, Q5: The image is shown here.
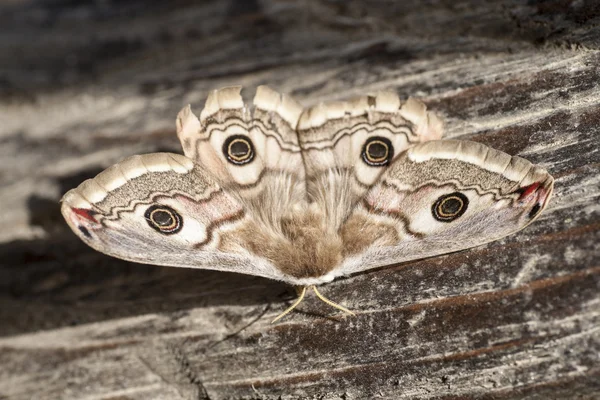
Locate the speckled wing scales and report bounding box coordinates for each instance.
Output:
[61,153,289,281]
[338,140,554,277]
[297,91,443,228]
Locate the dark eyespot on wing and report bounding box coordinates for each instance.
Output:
[432,192,469,222]
[145,205,183,234]
[441,197,462,214]
[361,136,394,167]
[223,135,255,165]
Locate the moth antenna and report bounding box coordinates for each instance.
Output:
[312,286,356,316]
[271,286,307,323]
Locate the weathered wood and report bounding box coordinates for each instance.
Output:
[1,1,599,399]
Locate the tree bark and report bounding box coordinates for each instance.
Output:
[0,1,599,399]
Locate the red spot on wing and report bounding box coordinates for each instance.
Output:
[517,182,541,201]
[72,207,98,223]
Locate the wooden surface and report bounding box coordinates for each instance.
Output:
[1,1,599,399]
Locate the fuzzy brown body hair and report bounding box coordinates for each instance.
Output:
[218,168,400,279]
[220,208,343,278]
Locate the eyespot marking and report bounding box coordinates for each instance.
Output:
[223,135,255,165]
[145,205,183,234]
[432,192,469,222]
[361,136,394,167]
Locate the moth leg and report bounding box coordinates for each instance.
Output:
[271,286,308,323]
[312,286,356,317]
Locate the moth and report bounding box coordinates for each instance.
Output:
[61,86,554,322]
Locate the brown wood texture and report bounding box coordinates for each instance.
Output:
[1,1,599,399]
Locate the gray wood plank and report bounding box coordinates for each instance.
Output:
[1,1,598,399]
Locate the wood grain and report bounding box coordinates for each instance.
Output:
[0,1,599,399]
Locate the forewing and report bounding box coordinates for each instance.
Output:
[338,140,554,276]
[61,153,290,282]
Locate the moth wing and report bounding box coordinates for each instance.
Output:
[297,91,443,228]
[61,153,291,282]
[176,86,306,219]
[337,140,554,277]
